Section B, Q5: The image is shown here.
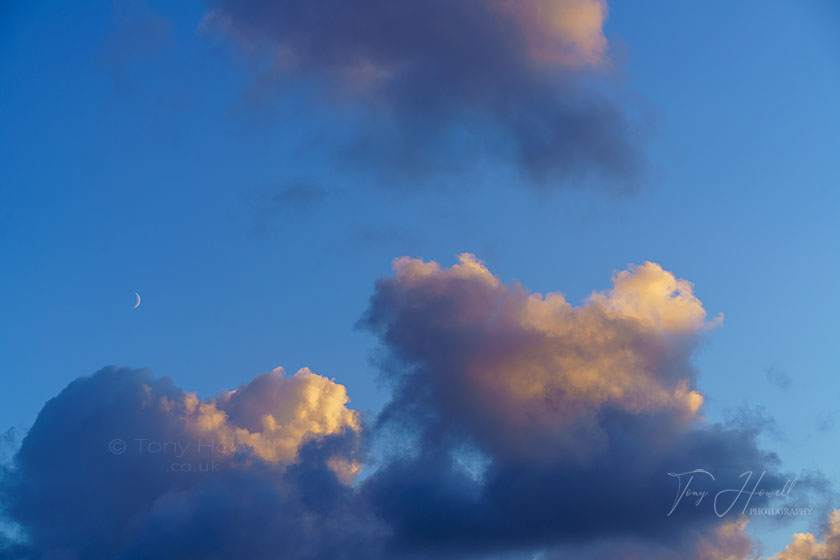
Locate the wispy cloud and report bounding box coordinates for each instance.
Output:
[201,0,644,192]
[766,365,793,391]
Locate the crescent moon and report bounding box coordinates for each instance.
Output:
[132,292,141,310]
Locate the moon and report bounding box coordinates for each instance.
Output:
[132,292,141,310]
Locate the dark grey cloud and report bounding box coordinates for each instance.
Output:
[360,417,790,558]
[201,0,644,191]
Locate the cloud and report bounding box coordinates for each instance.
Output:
[765,365,792,391]
[247,181,335,235]
[201,0,644,191]
[358,254,810,557]
[694,518,755,560]
[542,517,754,559]
[362,254,716,463]
[0,257,826,559]
[0,366,381,559]
[816,412,835,433]
[270,182,329,213]
[772,510,840,560]
[0,428,18,466]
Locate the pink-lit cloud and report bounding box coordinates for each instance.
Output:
[201,0,643,190]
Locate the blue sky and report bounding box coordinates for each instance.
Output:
[2,1,840,556]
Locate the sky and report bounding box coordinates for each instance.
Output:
[2,1,840,559]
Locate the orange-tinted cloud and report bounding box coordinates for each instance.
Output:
[179,367,359,467]
[694,518,754,560]
[495,0,609,66]
[368,253,715,462]
[773,510,840,560]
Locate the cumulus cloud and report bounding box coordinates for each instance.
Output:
[359,254,808,557]
[201,0,643,190]
[772,510,840,560]
[0,366,381,560]
[0,257,825,559]
[694,518,755,560]
[202,366,360,465]
[363,254,716,463]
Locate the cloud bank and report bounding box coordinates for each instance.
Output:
[0,256,827,559]
[202,0,643,190]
